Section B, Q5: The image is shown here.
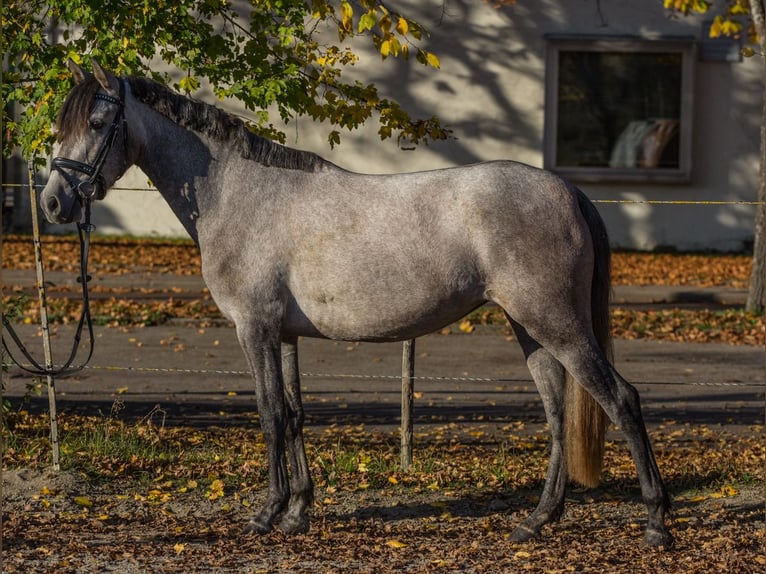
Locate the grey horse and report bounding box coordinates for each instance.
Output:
[40,60,672,547]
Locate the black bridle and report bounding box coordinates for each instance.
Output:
[52,79,128,202]
[1,82,128,378]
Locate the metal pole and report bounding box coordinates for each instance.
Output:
[27,161,60,471]
[401,338,415,470]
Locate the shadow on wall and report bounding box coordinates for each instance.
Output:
[350,0,758,252]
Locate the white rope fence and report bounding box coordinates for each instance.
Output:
[2,361,762,388]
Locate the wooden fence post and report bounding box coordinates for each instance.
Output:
[28,162,60,471]
[401,338,415,470]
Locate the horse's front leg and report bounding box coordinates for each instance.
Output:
[278,337,314,533]
[238,329,291,535]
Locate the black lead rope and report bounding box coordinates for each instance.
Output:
[2,193,97,378]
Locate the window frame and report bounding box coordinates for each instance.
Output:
[543,35,696,183]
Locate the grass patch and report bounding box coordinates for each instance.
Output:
[3,411,762,499]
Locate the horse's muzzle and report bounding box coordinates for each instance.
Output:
[41,184,82,224]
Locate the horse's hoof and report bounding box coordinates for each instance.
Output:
[243,517,272,535]
[509,523,538,543]
[645,527,673,548]
[279,513,310,534]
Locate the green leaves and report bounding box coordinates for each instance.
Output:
[2,0,450,159]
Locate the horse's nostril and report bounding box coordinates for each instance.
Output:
[46,195,60,215]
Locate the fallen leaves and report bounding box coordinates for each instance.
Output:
[205,479,225,501]
[2,235,202,275]
[611,308,764,346]
[72,495,93,507]
[3,411,764,574]
[611,252,751,288]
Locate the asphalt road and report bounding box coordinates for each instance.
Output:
[3,321,763,435]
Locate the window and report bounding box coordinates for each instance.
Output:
[544,36,695,182]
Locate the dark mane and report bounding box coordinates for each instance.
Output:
[57,74,328,172]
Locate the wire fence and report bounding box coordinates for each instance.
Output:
[3,181,766,205]
[2,361,763,389]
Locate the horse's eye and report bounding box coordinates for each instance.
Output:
[89,118,105,130]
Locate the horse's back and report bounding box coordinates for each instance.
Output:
[276,161,588,339]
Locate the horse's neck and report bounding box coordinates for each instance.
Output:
[132,107,227,244]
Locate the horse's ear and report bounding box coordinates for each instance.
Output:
[91,59,118,94]
[67,59,88,84]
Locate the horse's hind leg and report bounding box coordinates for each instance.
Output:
[508,319,568,542]
[278,338,314,534]
[556,338,673,547]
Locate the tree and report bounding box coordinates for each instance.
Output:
[1,0,449,160]
[664,0,766,312]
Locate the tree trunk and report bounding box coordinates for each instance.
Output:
[746,0,766,313]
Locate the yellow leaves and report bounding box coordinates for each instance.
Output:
[178,75,199,94]
[396,17,409,36]
[205,479,225,501]
[718,484,739,497]
[340,1,353,33]
[663,0,710,14]
[385,539,408,548]
[177,479,197,494]
[147,489,172,503]
[173,542,186,555]
[727,0,751,16]
[311,0,333,20]
[679,485,740,505]
[709,14,743,38]
[380,38,402,59]
[357,452,372,473]
[73,496,93,507]
[458,319,475,333]
[425,52,441,69]
[358,9,377,33]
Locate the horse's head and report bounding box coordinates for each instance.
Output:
[41,60,129,224]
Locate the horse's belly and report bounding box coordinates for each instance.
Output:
[284,290,485,342]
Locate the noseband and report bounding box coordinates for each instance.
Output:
[52,79,128,203]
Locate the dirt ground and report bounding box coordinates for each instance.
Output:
[2,464,764,573]
[2,322,765,573]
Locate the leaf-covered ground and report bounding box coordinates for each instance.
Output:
[2,412,764,573]
[1,236,763,345]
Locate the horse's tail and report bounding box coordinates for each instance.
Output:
[565,187,611,488]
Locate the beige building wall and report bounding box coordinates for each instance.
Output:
[83,1,761,250]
